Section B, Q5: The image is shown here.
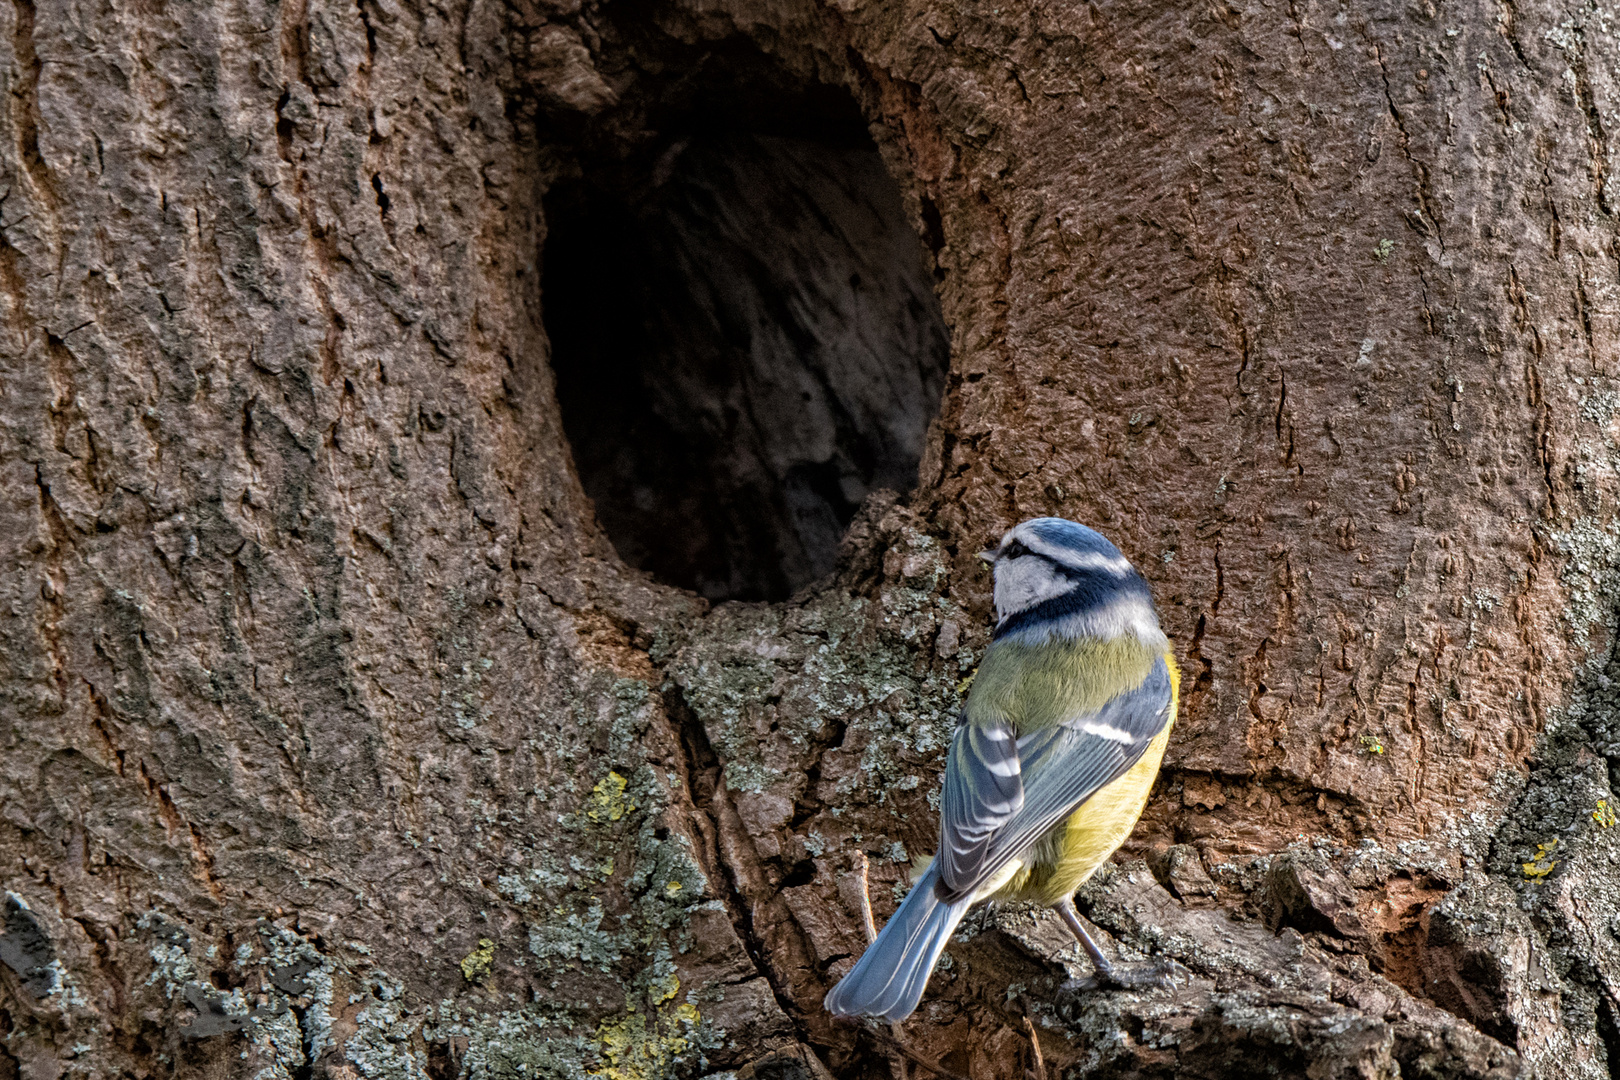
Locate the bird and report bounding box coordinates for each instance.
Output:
[824,516,1179,1022]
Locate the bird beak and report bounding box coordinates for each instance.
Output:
[978,549,998,564]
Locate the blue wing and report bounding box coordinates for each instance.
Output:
[937,718,1023,893]
[934,658,1174,903]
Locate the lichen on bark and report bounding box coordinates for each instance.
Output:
[5,0,1620,1075]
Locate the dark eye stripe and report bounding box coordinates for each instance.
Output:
[1000,539,1135,583]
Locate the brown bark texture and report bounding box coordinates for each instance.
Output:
[3,0,1620,1076]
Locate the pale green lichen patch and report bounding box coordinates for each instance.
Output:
[670,532,966,810]
[143,941,198,998]
[252,1004,309,1076]
[137,911,198,998]
[429,1012,597,1079]
[1550,515,1620,651]
[260,923,337,1064]
[506,760,704,990]
[346,972,431,1079]
[529,900,621,972]
[423,994,721,1080]
[1579,389,1620,427]
[496,858,572,904]
[627,829,709,935]
[126,915,348,1078]
[447,722,730,1074]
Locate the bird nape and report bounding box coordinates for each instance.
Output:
[824,516,1180,1022]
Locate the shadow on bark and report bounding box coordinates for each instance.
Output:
[543,114,948,601]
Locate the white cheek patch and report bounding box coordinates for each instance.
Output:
[1078,722,1135,744]
[993,557,1072,620]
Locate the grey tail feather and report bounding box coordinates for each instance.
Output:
[823,863,974,1021]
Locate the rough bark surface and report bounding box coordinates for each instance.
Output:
[3,0,1620,1077]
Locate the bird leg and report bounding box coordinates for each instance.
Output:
[1055,896,1177,992]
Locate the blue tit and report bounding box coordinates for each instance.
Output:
[824,517,1179,1021]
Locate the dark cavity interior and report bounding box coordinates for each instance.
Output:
[543,110,950,602]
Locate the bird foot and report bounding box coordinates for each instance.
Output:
[1060,958,1182,995]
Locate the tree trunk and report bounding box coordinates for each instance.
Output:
[2,0,1616,1076]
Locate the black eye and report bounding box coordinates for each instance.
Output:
[1002,540,1031,560]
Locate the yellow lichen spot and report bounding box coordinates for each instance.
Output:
[595,1016,639,1077]
[1523,840,1559,879]
[1358,734,1385,755]
[598,857,615,878]
[460,938,495,982]
[590,1008,697,1080]
[1595,800,1616,829]
[664,880,683,897]
[588,771,635,823]
[674,1003,699,1025]
[956,669,978,695]
[654,970,680,1004]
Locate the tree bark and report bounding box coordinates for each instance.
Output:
[1,0,1617,1077]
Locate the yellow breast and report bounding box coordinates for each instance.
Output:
[991,653,1178,906]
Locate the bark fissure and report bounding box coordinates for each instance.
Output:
[8,0,53,211]
[667,684,811,1039]
[1371,40,1447,259]
[1568,29,1614,219]
[1496,0,1534,73]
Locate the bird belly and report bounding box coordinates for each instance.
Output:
[997,719,1174,906]
[971,858,1028,904]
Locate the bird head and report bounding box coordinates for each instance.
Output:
[981,517,1166,648]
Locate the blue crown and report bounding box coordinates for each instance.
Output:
[1020,517,1129,564]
